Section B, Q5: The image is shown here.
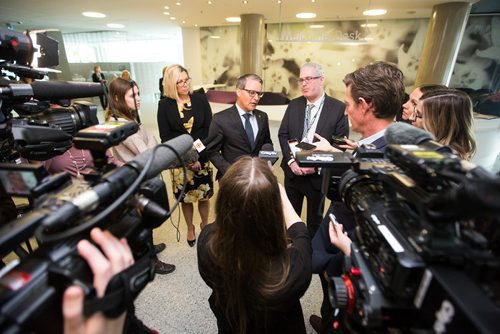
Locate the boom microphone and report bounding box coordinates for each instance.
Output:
[41,134,194,229]
[385,122,453,154]
[31,80,105,101]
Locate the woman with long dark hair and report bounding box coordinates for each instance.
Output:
[197,157,312,334]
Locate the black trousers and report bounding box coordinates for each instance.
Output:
[284,175,324,238]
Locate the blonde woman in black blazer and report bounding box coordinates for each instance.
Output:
[157,64,214,247]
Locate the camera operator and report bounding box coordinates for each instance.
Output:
[62,227,133,334]
[309,61,405,333]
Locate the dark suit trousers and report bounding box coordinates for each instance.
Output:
[284,175,324,238]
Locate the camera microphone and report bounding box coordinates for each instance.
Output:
[384,122,453,154]
[31,80,105,101]
[41,134,195,229]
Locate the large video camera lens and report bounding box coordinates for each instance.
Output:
[32,101,99,135]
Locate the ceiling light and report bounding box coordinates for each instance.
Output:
[210,35,221,39]
[243,0,248,4]
[277,0,281,3]
[226,17,241,23]
[208,0,213,4]
[195,24,198,27]
[360,23,378,28]
[82,12,106,18]
[176,2,181,5]
[309,24,324,29]
[164,6,169,9]
[363,9,387,16]
[163,11,170,15]
[296,13,316,19]
[107,23,125,28]
[171,17,176,20]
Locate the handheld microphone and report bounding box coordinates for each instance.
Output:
[259,143,278,167]
[41,134,194,229]
[31,80,106,101]
[385,122,453,154]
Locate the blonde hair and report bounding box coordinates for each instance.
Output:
[420,89,476,160]
[163,64,190,100]
[121,69,131,81]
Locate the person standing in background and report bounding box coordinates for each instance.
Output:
[205,73,273,179]
[278,62,348,238]
[121,69,132,81]
[105,77,174,275]
[92,65,107,110]
[157,64,214,247]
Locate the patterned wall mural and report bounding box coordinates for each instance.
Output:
[200,16,499,100]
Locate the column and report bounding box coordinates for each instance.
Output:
[415,2,472,86]
[240,14,264,76]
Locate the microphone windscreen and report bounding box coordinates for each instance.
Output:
[261,143,274,151]
[31,80,105,101]
[385,122,436,145]
[131,134,194,178]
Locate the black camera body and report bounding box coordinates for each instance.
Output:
[298,144,500,333]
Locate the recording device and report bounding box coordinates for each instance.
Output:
[0,134,195,333]
[0,163,48,197]
[1,28,106,162]
[259,143,279,167]
[332,136,348,146]
[300,123,500,333]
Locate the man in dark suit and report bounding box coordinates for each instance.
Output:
[309,61,406,333]
[206,73,273,178]
[278,62,348,239]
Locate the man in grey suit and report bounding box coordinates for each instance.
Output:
[278,62,349,238]
[206,73,273,178]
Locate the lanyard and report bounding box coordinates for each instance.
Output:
[303,97,325,139]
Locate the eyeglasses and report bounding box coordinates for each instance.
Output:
[410,106,423,120]
[176,77,192,86]
[241,88,264,98]
[297,76,322,84]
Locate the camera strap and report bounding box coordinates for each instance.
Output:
[83,255,154,318]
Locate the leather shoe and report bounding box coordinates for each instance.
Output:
[309,314,323,333]
[154,243,166,254]
[154,260,175,275]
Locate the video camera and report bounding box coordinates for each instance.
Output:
[1,27,106,162]
[0,133,196,333]
[297,123,500,333]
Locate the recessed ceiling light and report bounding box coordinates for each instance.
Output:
[277,0,281,3]
[296,13,317,19]
[309,24,324,29]
[243,0,248,4]
[82,12,106,18]
[163,11,170,15]
[360,23,378,28]
[107,23,125,28]
[176,2,181,5]
[363,9,387,16]
[182,20,186,24]
[171,17,176,20]
[195,24,198,27]
[164,6,169,9]
[226,17,241,23]
[210,35,221,39]
[208,0,213,4]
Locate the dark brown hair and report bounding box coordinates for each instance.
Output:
[208,157,290,333]
[420,89,476,160]
[104,77,139,121]
[343,61,405,120]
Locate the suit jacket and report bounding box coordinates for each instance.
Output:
[157,93,212,161]
[278,94,348,189]
[205,105,273,177]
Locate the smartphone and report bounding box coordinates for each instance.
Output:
[329,213,341,229]
[332,136,348,146]
[295,141,316,151]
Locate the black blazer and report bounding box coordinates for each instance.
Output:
[278,94,348,187]
[157,92,212,161]
[205,105,273,177]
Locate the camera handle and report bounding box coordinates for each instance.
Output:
[83,254,155,318]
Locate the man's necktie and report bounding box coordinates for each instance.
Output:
[302,104,315,141]
[243,113,255,149]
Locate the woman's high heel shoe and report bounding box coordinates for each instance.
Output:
[187,226,196,247]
